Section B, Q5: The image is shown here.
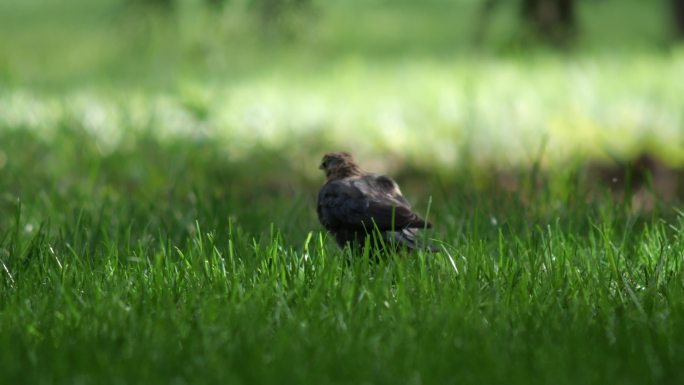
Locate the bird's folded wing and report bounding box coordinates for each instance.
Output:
[318,180,430,231]
[384,228,438,251]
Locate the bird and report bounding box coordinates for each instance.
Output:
[316,152,436,252]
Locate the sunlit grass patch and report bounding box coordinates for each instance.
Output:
[2,53,683,174]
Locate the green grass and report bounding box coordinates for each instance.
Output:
[2,0,684,383]
[2,51,684,174]
[0,0,676,87]
[1,124,684,385]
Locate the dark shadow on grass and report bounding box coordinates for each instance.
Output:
[1,125,683,257]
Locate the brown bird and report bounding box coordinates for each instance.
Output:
[317,152,435,251]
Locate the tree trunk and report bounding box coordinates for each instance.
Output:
[521,0,576,44]
[672,0,684,39]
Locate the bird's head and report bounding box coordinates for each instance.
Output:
[319,152,363,180]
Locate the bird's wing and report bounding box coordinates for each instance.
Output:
[383,228,439,251]
[371,175,412,207]
[317,177,430,232]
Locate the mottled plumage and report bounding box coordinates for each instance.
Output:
[317,152,435,251]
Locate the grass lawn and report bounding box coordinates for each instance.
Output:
[1,0,684,383]
[1,122,683,385]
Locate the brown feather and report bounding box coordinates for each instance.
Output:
[317,152,435,252]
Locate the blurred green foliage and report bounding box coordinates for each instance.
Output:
[1,0,682,168]
[0,0,677,87]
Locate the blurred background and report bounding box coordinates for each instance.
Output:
[1,0,684,201]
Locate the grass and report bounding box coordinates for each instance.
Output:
[1,124,684,385]
[3,51,684,174]
[2,1,684,383]
[0,0,676,87]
